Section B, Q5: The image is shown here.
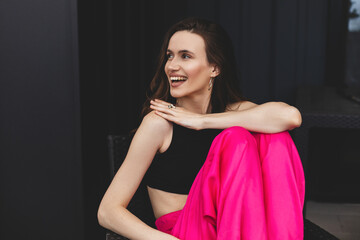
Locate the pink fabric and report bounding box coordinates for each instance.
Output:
[156,127,305,240]
[155,210,182,234]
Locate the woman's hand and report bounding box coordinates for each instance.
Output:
[150,99,302,133]
[150,99,204,130]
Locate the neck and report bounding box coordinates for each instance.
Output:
[176,93,212,114]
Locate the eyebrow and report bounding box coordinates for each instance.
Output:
[167,49,195,55]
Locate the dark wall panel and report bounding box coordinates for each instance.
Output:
[303,0,329,86]
[273,0,299,101]
[240,0,274,102]
[77,1,110,239]
[0,1,83,239]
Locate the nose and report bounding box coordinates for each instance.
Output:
[166,58,180,72]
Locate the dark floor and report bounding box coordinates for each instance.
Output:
[306,201,360,240]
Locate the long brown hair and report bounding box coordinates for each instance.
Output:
[141,17,245,118]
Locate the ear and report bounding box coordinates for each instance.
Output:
[210,64,220,78]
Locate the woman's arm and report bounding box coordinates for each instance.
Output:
[97,112,179,240]
[150,99,302,133]
[201,101,302,133]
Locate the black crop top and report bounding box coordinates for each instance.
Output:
[145,123,221,194]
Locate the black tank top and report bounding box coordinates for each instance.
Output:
[145,123,221,194]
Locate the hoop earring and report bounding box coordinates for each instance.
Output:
[208,77,214,91]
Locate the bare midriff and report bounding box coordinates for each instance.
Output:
[147,186,188,219]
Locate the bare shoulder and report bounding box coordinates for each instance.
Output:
[141,111,172,134]
[122,111,172,162]
[227,101,258,112]
[136,111,172,148]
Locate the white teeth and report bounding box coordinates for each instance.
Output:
[170,76,187,81]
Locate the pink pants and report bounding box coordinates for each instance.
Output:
[155,127,305,240]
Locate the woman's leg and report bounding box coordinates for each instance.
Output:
[157,127,305,240]
[171,127,268,240]
[253,132,305,240]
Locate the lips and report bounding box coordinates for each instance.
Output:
[169,76,187,87]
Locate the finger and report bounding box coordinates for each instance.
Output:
[155,111,178,123]
[150,102,169,110]
[151,101,179,113]
[150,100,168,109]
[151,99,171,109]
[154,99,172,106]
[153,100,185,112]
[150,104,176,115]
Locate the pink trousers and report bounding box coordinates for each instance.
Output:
[155,127,305,240]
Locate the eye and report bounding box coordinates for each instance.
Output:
[182,54,191,59]
[166,53,174,59]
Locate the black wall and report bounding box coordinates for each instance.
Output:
[77,1,110,239]
[0,1,83,239]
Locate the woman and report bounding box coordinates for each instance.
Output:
[98,17,305,240]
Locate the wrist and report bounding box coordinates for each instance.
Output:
[199,114,208,130]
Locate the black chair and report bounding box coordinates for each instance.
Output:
[105,134,339,240]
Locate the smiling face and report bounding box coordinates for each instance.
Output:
[165,31,219,100]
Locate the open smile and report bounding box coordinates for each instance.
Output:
[169,76,188,82]
[169,76,188,87]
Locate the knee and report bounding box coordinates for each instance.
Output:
[213,127,261,173]
[269,131,297,156]
[259,131,293,148]
[270,131,291,140]
[217,126,257,149]
[254,131,298,162]
[221,126,254,141]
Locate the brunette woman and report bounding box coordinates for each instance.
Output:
[98,17,305,240]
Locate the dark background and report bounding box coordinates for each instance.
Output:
[0,0,353,239]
